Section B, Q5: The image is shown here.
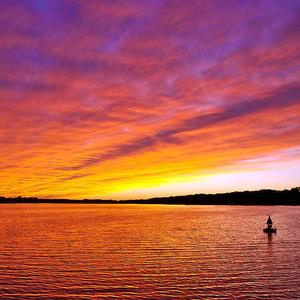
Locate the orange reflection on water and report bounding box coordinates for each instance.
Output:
[0,204,299,299]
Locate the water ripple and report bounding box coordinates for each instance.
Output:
[0,204,299,299]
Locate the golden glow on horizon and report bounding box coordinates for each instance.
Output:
[1,1,300,199]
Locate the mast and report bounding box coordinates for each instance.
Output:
[266,215,273,229]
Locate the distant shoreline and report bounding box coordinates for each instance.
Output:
[1,187,299,205]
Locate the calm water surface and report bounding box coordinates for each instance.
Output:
[0,204,299,299]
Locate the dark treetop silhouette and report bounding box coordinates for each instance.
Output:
[1,188,299,205]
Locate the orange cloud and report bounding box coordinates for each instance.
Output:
[1,0,300,199]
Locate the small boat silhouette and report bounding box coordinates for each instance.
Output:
[263,215,277,233]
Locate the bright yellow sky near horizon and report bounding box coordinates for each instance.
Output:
[1,1,300,199]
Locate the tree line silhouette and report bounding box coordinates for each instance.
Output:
[1,187,299,205]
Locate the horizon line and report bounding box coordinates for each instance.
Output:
[1,186,299,202]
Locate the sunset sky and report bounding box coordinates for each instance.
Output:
[1,0,300,199]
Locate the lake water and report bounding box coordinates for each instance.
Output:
[0,204,299,299]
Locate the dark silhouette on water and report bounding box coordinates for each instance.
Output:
[0,187,299,205]
[263,215,277,234]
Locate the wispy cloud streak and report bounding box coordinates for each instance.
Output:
[1,0,300,198]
